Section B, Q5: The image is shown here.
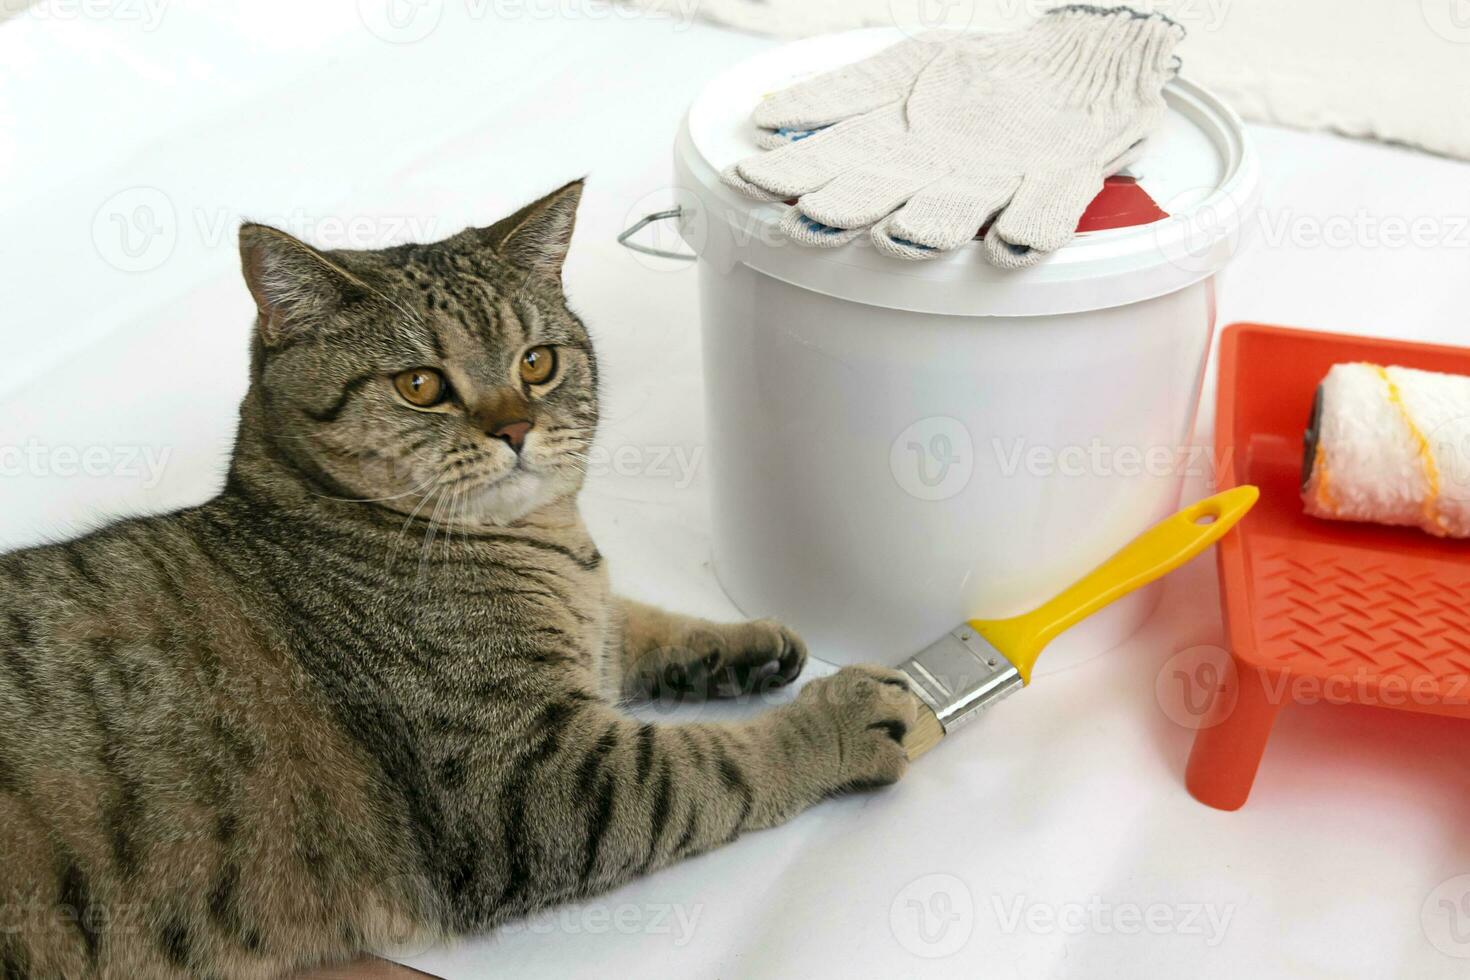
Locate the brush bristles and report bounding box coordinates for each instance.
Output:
[904,702,945,761]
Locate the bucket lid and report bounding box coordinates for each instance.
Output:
[673,28,1260,317]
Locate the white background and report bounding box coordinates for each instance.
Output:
[3,3,1470,978]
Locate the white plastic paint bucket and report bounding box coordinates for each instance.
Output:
[632,29,1259,670]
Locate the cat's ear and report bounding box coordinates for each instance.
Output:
[479,179,584,279]
[239,223,366,347]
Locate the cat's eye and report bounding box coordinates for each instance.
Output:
[394,367,448,407]
[520,346,557,386]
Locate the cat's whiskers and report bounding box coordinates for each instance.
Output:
[386,472,451,575]
[313,466,446,506]
[259,427,447,506]
[440,480,465,551]
[415,483,456,585]
[452,482,473,549]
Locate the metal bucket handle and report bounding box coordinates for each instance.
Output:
[616,206,696,261]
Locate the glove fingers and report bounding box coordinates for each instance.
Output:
[1104,136,1148,176]
[985,170,1102,269]
[721,164,787,202]
[872,175,1021,257]
[735,110,902,198]
[752,35,949,130]
[778,208,867,249]
[985,232,1046,270]
[754,87,904,134]
[796,156,943,230]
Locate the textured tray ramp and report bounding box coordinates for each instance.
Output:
[1252,548,1470,693]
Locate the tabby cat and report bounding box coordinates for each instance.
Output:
[0,180,917,979]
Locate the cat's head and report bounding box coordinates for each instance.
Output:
[236,180,595,526]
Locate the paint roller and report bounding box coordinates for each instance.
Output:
[1301,362,1470,538]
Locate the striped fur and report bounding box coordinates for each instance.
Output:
[0,180,915,978]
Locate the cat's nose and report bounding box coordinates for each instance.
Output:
[473,388,534,452]
[491,419,533,453]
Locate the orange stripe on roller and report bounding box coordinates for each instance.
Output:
[1371,364,1445,533]
[1312,442,1337,515]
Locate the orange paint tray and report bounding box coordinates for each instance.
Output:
[1186,322,1470,810]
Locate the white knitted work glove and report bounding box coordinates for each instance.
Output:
[723,6,1184,267]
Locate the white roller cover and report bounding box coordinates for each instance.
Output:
[1302,362,1470,538]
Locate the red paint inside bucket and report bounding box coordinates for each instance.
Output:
[975,175,1169,238]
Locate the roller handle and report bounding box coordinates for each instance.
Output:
[974,485,1260,684]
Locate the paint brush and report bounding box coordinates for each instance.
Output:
[901,486,1259,759]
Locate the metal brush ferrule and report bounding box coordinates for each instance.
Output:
[898,624,1023,734]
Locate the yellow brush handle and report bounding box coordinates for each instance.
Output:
[970,485,1259,684]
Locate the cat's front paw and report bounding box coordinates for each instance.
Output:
[796,665,917,794]
[722,618,807,691]
[638,619,807,700]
